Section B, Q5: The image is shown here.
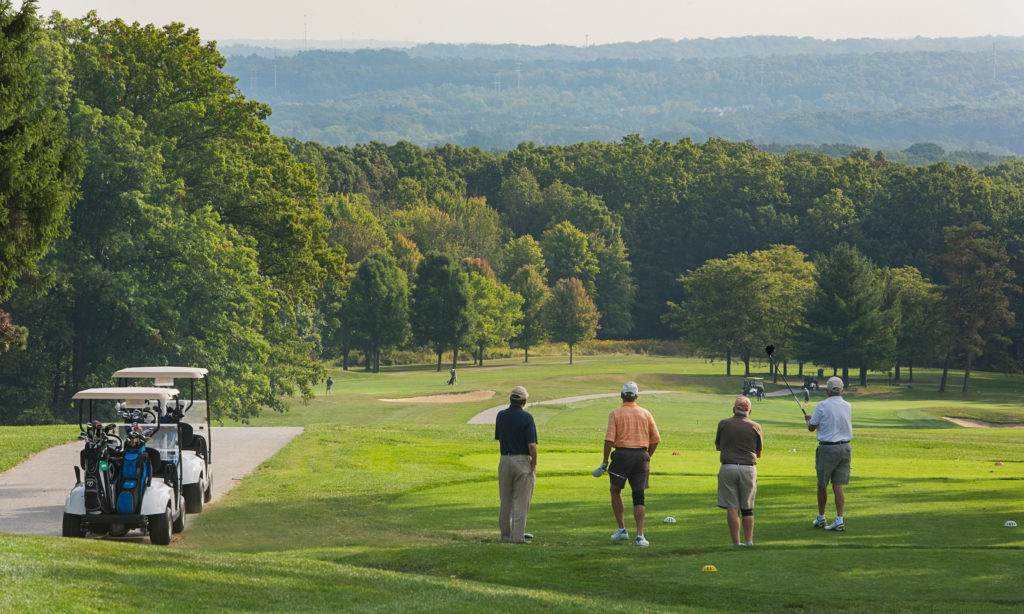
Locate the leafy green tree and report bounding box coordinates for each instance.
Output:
[464,271,523,366]
[544,277,600,364]
[793,243,894,385]
[508,265,550,362]
[541,221,599,295]
[880,266,940,382]
[665,245,814,376]
[498,235,548,282]
[933,223,1017,392]
[345,253,411,372]
[495,167,542,236]
[590,235,636,337]
[324,193,389,263]
[0,0,81,347]
[389,233,423,278]
[51,13,345,300]
[410,253,470,370]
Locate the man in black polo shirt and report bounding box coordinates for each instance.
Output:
[495,385,537,543]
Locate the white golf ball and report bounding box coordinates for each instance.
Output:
[1005,520,1018,528]
[664,516,677,523]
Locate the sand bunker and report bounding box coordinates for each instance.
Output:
[380,390,496,403]
[943,416,1024,428]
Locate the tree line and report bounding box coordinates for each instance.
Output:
[3,5,1024,425]
[224,45,1024,154]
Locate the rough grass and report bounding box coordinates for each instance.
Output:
[3,356,1023,612]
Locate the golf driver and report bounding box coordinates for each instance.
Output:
[592,465,627,480]
[764,344,808,417]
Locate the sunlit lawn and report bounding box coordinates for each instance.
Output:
[4,355,1023,612]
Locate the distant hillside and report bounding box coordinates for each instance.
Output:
[223,36,1024,156]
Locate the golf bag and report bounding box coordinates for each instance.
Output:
[81,438,116,514]
[115,438,152,514]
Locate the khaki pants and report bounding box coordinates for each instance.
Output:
[498,455,535,542]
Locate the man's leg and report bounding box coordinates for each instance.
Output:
[726,508,741,544]
[817,485,828,515]
[634,503,646,537]
[833,484,845,517]
[741,513,754,544]
[610,487,625,528]
[509,458,534,542]
[498,458,514,542]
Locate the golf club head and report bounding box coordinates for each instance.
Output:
[765,344,775,356]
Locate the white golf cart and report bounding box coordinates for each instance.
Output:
[63,387,186,545]
[113,366,212,514]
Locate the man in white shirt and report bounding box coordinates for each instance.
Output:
[805,376,853,532]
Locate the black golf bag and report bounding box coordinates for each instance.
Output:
[81,423,118,515]
[115,436,152,514]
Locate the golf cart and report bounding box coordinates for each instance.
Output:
[113,366,212,514]
[63,387,186,545]
[743,377,765,400]
[802,376,819,391]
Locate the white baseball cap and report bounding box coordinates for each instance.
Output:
[510,386,529,401]
[826,376,844,392]
[621,381,639,395]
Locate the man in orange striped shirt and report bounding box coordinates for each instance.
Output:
[598,381,661,547]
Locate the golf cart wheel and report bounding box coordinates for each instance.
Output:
[184,482,203,514]
[203,476,212,503]
[62,512,86,538]
[149,507,172,545]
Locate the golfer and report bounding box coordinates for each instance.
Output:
[805,376,853,532]
[495,386,537,543]
[599,381,661,547]
[715,396,763,546]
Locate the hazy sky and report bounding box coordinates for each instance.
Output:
[31,0,1024,45]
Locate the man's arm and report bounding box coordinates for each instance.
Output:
[804,414,818,432]
[528,442,538,473]
[602,439,613,466]
[647,442,658,457]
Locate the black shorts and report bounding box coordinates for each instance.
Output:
[608,448,650,491]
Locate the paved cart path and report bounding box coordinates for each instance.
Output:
[467,391,675,425]
[0,426,303,537]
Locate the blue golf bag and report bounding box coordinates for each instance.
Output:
[116,441,152,514]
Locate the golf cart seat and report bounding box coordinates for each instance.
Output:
[178,421,194,448]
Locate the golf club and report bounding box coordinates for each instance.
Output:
[764,344,808,417]
[592,466,628,480]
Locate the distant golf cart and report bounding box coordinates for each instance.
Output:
[113,366,212,514]
[802,376,819,391]
[63,387,186,545]
[743,377,765,400]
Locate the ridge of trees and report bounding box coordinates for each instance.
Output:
[225,45,1024,154]
[4,9,1024,425]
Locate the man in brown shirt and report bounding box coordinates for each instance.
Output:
[714,396,763,546]
[597,381,661,547]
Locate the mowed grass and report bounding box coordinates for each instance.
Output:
[3,356,1024,612]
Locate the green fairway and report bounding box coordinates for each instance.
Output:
[4,356,1024,612]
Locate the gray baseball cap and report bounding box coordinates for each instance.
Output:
[621,381,639,395]
[826,376,844,392]
[510,386,529,401]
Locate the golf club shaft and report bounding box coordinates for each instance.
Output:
[765,351,808,416]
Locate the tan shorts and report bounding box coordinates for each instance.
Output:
[717,464,757,509]
[815,442,851,487]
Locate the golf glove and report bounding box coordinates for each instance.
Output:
[592,463,607,477]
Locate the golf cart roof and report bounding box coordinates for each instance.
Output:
[113,366,208,386]
[73,387,180,407]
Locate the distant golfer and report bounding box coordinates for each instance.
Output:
[806,376,853,532]
[325,376,333,394]
[494,386,537,543]
[715,396,763,546]
[447,368,457,386]
[599,381,661,547]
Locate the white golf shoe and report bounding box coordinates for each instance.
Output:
[812,516,827,529]
[635,535,649,547]
[824,519,845,532]
[611,528,629,542]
